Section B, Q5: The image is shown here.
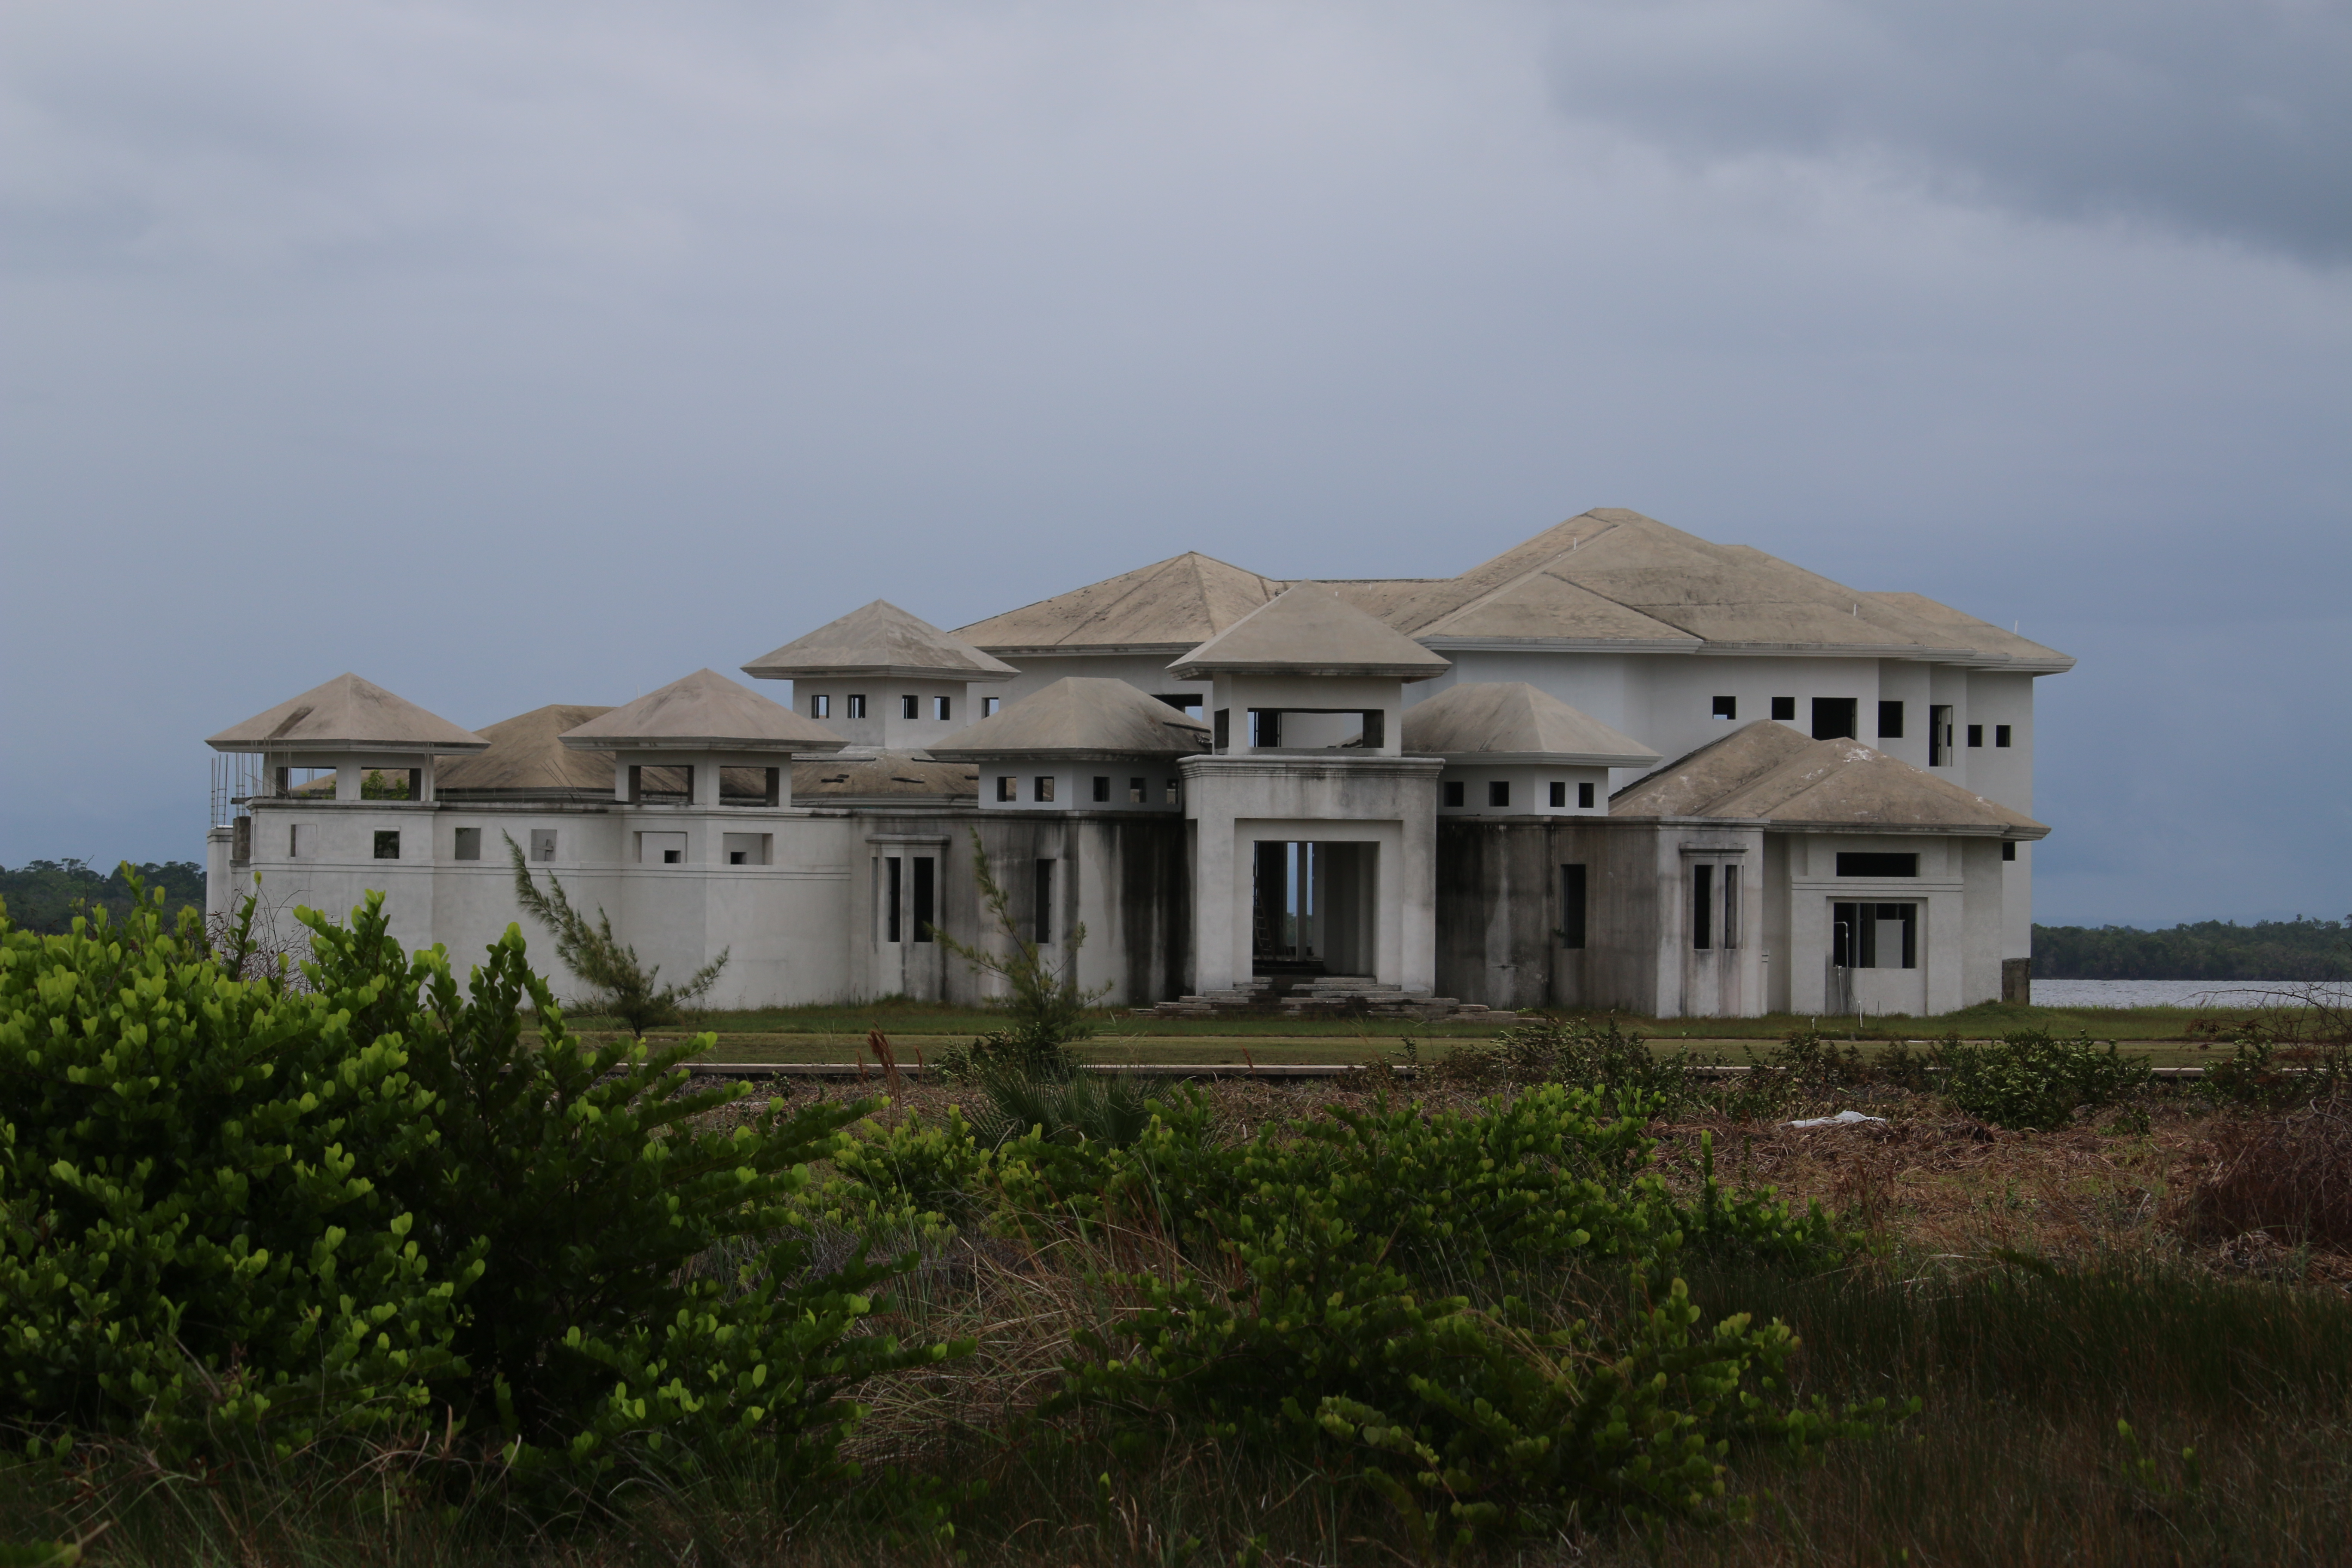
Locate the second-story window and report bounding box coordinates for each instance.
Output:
[1712,696,1737,720]
[934,695,951,721]
[847,694,868,718]
[809,693,831,718]
[1995,725,2013,747]
[901,694,919,720]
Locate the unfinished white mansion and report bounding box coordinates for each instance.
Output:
[204,510,2068,1019]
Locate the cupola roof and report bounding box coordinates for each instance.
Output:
[927,677,1212,760]
[205,673,489,756]
[742,600,1017,683]
[1399,682,1660,767]
[559,669,848,753]
[1167,585,1452,681]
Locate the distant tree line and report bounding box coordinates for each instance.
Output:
[2034,916,2352,981]
[0,859,208,934]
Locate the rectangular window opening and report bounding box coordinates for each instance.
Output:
[530,828,557,862]
[885,857,903,943]
[1811,697,1858,741]
[810,693,830,718]
[1442,780,1465,808]
[983,696,1001,717]
[1771,696,1796,722]
[1249,709,1281,748]
[373,830,400,861]
[1691,863,1714,950]
[1878,701,1904,739]
[847,694,867,719]
[913,856,935,943]
[1967,724,1984,748]
[900,694,919,720]
[1213,709,1230,750]
[1091,775,1110,802]
[1712,695,1737,720]
[1833,903,1914,968]
[1033,860,1055,944]
[1164,779,1179,804]
[934,695,951,721]
[1548,781,1566,808]
[1995,724,2012,747]
[1721,864,1741,950]
[996,776,1016,802]
[1156,693,1204,716]
[1033,775,1056,802]
[1578,781,1596,809]
[1835,851,1919,878]
[1559,864,1587,949]
[1128,777,1146,803]
[1487,780,1510,808]
[1359,709,1384,749]
[1929,704,1954,766]
[2002,841,2018,862]
[453,827,481,861]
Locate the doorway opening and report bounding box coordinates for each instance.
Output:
[1252,841,1377,977]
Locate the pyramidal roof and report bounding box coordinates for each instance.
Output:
[434,704,617,795]
[1613,720,2047,836]
[955,552,1286,655]
[1169,585,1453,680]
[1400,683,1660,766]
[559,670,847,753]
[207,673,490,755]
[927,677,1212,760]
[741,599,1018,683]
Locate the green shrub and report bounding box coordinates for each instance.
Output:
[0,880,949,1493]
[1047,1087,1870,1545]
[1442,1014,1700,1111]
[1936,1029,2151,1130]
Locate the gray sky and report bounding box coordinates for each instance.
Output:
[3,0,2346,927]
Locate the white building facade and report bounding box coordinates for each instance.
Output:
[206,509,2067,1019]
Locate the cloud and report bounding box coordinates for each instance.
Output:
[1541,0,2352,264]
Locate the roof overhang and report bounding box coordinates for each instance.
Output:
[558,735,847,754]
[1426,750,1663,769]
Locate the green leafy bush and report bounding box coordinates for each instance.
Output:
[1044,1087,1868,1545]
[1936,1029,2152,1130]
[0,880,948,1492]
[1440,1014,1700,1110]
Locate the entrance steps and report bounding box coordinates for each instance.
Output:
[1145,974,1517,1023]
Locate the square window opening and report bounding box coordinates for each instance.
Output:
[453,827,481,861]
[847,694,867,719]
[1712,695,1737,720]
[1811,697,1858,741]
[983,696,1001,717]
[373,830,400,861]
[1771,696,1796,722]
[996,776,1016,802]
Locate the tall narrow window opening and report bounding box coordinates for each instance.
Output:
[1721,864,1741,949]
[885,857,903,943]
[1559,864,1587,949]
[1128,778,1146,803]
[1929,704,1954,766]
[912,857,935,943]
[1578,781,1596,808]
[1691,864,1714,950]
[1967,724,1984,748]
[1878,701,1905,738]
[1548,781,1566,808]
[1033,860,1055,944]
[1213,709,1230,750]
[996,776,1015,802]
[1092,776,1110,802]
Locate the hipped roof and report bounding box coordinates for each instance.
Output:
[434,705,616,794]
[1399,683,1660,766]
[1613,720,2048,837]
[207,673,489,755]
[559,669,847,753]
[1168,585,1452,680]
[741,599,1018,682]
[952,509,2074,671]
[955,551,1286,654]
[928,677,1212,760]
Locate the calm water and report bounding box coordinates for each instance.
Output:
[2032,979,2352,1010]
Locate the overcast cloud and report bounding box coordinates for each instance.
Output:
[2,0,2346,928]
